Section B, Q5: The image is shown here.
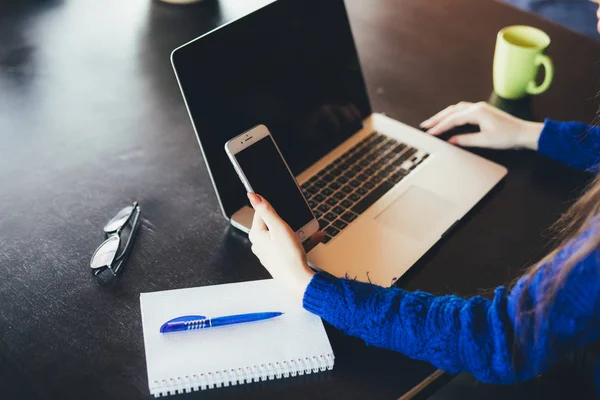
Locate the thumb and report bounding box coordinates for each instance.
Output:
[303,231,326,253]
[448,132,489,148]
[247,193,284,231]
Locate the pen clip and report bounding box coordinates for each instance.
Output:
[160,315,206,333]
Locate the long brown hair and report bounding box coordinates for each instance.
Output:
[518,174,600,318]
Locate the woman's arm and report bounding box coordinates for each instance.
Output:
[246,191,600,386]
[423,102,600,172]
[303,224,600,384]
[422,101,543,150]
[538,120,600,172]
[304,274,518,383]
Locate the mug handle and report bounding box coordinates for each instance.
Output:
[527,54,554,95]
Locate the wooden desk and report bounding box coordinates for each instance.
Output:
[0,0,598,399]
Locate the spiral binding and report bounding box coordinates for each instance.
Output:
[149,353,335,397]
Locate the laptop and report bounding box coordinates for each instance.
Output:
[171,0,507,287]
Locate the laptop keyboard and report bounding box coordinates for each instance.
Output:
[301,131,429,244]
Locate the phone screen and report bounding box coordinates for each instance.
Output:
[235,136,314,232]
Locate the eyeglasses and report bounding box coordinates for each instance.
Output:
[90,201,141,276]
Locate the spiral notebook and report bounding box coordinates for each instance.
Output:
[140,279,334,397]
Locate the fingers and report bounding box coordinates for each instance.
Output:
[420,102,472,132]
[448,133,489,148]
[248,208,268,245]
[426,102,488,136]
[249,203,267,234]
[303,231,326,253]
[248,193,268,244]
[247,192,284,232]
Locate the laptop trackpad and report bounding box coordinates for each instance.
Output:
[375,186,456,242]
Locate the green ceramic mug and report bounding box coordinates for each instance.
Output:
[493,25,554,99]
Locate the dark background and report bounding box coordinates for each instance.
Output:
[1,0,599,399]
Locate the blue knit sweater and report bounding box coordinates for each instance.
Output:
[303,119,600,387]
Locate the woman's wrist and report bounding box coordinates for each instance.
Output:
[294,262,315,302]
[516,121,544,151]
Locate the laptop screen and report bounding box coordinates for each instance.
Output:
[172,0,372,217]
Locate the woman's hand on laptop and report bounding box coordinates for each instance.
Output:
[247,192,324,303]
[420,101,543,150]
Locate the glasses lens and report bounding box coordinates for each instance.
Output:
[103,205,135,233]
[90,236,120,270]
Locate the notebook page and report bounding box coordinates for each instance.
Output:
[140,279,332,388]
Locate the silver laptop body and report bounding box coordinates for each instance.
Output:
[171,0,507,286]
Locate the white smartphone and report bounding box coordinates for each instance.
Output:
[224,125,319,242]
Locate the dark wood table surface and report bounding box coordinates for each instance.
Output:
[1,0,599,399]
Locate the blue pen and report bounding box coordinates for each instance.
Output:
[160,312,283,333]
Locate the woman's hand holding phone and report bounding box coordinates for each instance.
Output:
[248,192,324,303]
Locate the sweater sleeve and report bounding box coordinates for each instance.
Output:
[538,119,600,172]
[303,224,600,384]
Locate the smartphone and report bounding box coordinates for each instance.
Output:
[225,125,319,242]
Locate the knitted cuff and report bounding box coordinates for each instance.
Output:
[537,118,563,161]
[302,272,340,317]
